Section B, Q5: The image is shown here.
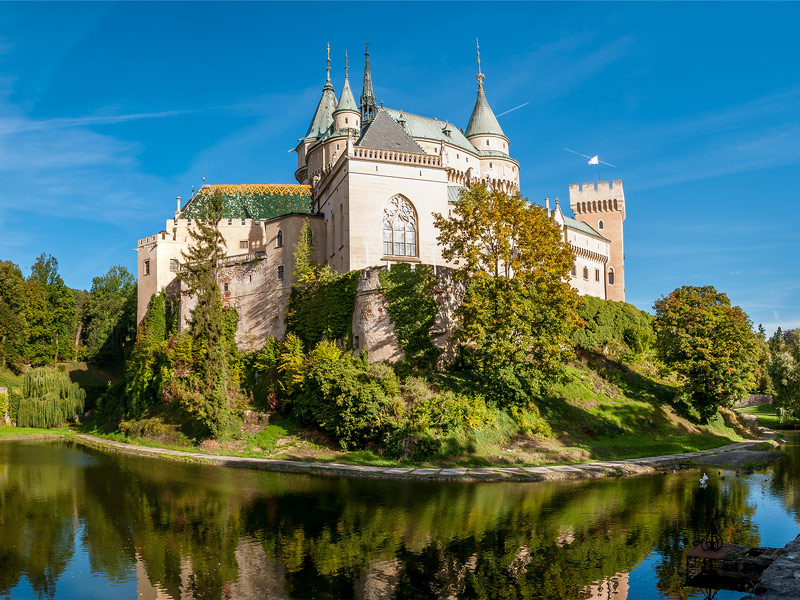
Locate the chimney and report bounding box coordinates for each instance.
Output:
[545,197,551,217]
[175,196,181,219]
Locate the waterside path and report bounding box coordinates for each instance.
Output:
[47,433,782,482]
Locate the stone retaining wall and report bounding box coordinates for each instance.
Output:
[734,394,773,409]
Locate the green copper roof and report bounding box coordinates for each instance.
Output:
[335,76,358,113]
[181,184,313,220]
[563,216,610,242]
[465,88,505,139]
[306,82,338,139]
[383,108,477,153]
[447,185,467,203]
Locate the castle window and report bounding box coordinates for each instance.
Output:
[489,162,492,169]
[595,269,600,282]
[277,231,283,247]
[571,265,576,277]
[228,218,232,225]
[278,265,285,281]
[486,140,489,146]
[598,220,604,230]
[169,259,178,273]
[239,240,248,249]
[583,267,589,280]
[608,269,615,285]
[143,260,150,276]
[345,118,348,124]
[223,283,229,292]
[382,195,417,257]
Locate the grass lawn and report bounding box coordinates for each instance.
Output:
[738,403,800,428]
[0,426,71,439]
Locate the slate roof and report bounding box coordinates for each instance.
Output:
[465,88,505,139]
[357,109,424,153]
[306,82,338,139]
[383,108,477,153]
[335,76,358,113]
[447,185,467,203]
[563,216,610,242]
[181,184,313,220]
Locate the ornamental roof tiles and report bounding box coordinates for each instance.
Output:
[181,184,313,221]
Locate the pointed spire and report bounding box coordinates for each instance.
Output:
[465,40,505,140]
[360,42,377,126]
[305,44,338,138]
[335,50,358,114]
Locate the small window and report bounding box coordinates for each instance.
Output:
[609,269,615,285]
[583,267,589,280]
[489,162,492,169]
[278,265,285,281]
[571,265,576,277]
[277,231,283,247]
[143,260,150,276]
[456,153,459,159]
[598,220,604,230]
[345,118,348,125]
[486,140,489,147]
[227,218,232,225]
[239,240,248,249]
[595,269,600,282]
[223,283,229,292]
[169,259,178,273]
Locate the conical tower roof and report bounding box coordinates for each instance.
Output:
[465,40,505,139]
[305,44,338,138]
[334,53,358,114]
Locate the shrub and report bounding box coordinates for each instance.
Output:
[119,416,191,446]
[17,367,86,428]
[242,337,281,409]
[574,296,654,358]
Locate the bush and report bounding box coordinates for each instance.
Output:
[574,296,654,358]
[17,367,86,428]
[242,338,280,409]
[293,341,396,450]
[119,417,192,446]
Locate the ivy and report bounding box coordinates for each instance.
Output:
[285,271,360,350]
[378,264,440,370]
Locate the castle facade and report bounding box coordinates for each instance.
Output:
[136,45,626,351]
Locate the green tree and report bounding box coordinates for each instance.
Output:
[291,218,335,294]
[653,285,759,421]
[82,265,137,364]
[433,184,580,406]
[25,253,77,365]
[0,261,29,370]
[177,189,241,436]
[767,331,800,419]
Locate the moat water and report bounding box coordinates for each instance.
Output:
[1,433,799,600]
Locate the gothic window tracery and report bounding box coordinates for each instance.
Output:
[382,196,417,257]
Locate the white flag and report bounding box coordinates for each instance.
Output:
[588,155,599,165]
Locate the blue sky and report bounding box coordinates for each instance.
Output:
[0,2,798,332]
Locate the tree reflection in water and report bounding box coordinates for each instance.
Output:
[0,434,798,599]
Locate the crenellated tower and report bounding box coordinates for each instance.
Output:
[569,180,626,302]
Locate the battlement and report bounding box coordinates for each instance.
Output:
[569,179,625,219]
[568,180,624,197]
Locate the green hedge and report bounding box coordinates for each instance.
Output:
[573,297,654,356]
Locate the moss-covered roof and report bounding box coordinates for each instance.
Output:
[181,184,313,220]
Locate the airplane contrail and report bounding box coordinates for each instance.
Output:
[496,102,529,117]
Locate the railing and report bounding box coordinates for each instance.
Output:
[351,148,442,167]
[219,250,267,267]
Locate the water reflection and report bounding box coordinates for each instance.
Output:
[0,434,798,600]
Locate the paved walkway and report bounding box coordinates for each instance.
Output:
[68,434,781,482]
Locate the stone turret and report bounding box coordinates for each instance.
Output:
[333,51,360,133]
[360,43,377,127]
[569,180,626,302]
[305,44,338,140]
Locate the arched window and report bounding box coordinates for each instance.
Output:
[383,196,417,257]
[598,220,604,230]
[276,230,283,247]
[608,268,615,285]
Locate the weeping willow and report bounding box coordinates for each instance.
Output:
[17,367,86,428]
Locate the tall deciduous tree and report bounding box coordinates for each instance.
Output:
[82,265,137,364]
[767,329,800,420]
[433,184,580,406]
[178,189,240,436]
[25,253,76,365]
[0,261,29,370]
[653,285,759,421]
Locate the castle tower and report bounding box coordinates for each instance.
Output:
[465,40,510,157]
[333,51,360,132]
[360,43,377,127]
[305,44,338,139]
[569,180,626,302]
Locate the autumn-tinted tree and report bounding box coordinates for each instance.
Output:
[433,184,580,406]
[177,189,241,436]
[653,285,759,421]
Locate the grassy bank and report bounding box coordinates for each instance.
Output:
[0,426,71,439]
[77,357,755,468]
[738,403,800,428]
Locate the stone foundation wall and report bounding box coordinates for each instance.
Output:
[734,394,773,409]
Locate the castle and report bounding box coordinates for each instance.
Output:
[136,44,626,354]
